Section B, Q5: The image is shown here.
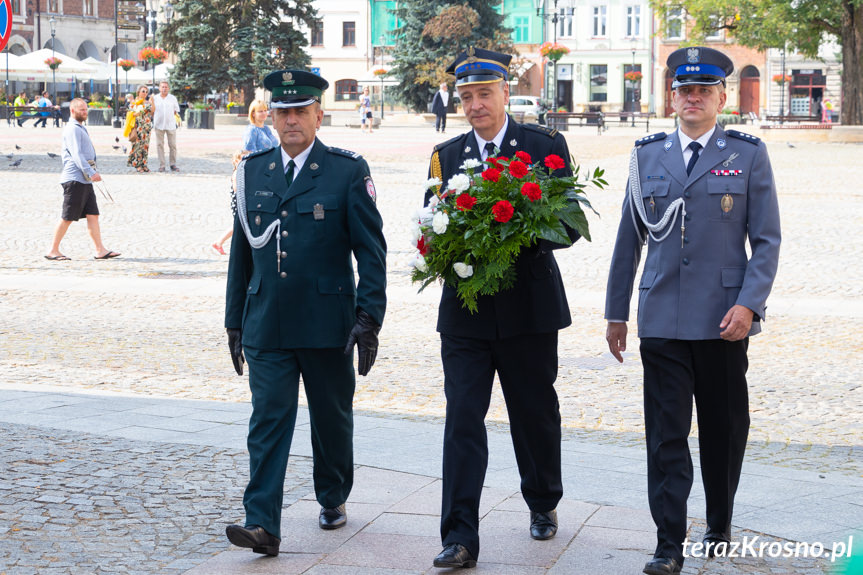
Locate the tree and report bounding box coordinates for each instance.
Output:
[652,0,862,125]
[161,0,317,105]
[391,1,513,113]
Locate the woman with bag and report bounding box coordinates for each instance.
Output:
[123,85,154,173]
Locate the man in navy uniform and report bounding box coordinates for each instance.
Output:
[426,47,580,569]
[224,70,387,556]
[604,47,781,575]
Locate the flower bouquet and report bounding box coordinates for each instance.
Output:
[624,70,643,83]
[373,68,387,77]
[44,56,63,70]
[410,152,606,313]
[118,59,135,71]
[772,74,791,85]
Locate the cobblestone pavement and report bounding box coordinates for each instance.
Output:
[0,422,313,575]
[1,123,861,473]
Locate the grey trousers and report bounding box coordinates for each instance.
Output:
[153,128,177,168]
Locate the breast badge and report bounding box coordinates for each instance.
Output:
[313,203,325,220]
[721,194,734,213]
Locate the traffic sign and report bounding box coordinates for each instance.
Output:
[1,0,12,53]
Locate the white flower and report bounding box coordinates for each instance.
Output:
[432,211,449,234]
[453,262,474,278]
[423,177,442,191]
[413,206,434,227]
[428,195,440,208]
[459,158,483,171]
[411,253,428,272]
[410,220,423,242]
[447,173,471,194]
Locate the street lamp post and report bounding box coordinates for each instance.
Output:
[779,45,786,124]
[378,35,385,120]
[49,16,56,103]
[631,41,636,127]
[536,0,560,109]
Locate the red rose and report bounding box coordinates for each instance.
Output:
[544,154,566,171]
[515,151,532,164]
[520,182,542,202]
[481,168,501,183]
[417,235,430,256]
[456,193,477,211]
[492,200,514,223]
[508,160,529,179]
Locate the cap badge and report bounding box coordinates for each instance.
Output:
[282,71,294,85]
[466,46,477,64]
[687,47,699,63]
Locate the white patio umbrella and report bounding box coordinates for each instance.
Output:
[9,48,92,82]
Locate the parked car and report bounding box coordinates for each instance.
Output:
[507,96,546,124]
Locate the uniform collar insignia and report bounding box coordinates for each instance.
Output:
[664,140,673,151]
[268,162,276,170]
[510,139,517,146]
[310,162,319,170]
[717,138,727,149]
[464,145,471,154]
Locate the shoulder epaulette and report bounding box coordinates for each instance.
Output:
[725,130,761,145]
[244,147,274,162]
[327,146,362,160]
[523,123,558,138]
[433,133,465,153]
[635,132,667,146]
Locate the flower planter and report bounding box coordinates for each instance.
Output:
[87,108,114,126]
[187,109,215,129]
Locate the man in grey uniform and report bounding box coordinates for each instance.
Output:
[604,46,781,575]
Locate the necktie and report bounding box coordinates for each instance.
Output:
[484,142,496,160]
[685,141,702,176]
[285,159,296,187]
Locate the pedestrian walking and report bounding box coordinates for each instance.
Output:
[431,82,449,133]
[604,46,781,575]
[123,85,154,173]
[426,47,580,570]
[151,80,181,173]
[360,86,373,134]
[223,69,387,557]
[45,98,120,261]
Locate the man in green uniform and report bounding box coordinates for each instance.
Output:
[224,70,387,557]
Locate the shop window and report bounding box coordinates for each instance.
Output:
[335,79,359,101]
[590,64,607,101]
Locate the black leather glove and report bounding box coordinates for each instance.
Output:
[227,328,244,376]
[344,310,381,376]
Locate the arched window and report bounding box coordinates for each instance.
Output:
[740,65,760,78]
[335,79,359,101]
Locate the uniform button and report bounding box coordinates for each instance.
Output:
[281,210,288,217]
[683,236,689,244]
[685,214,692,221]
[684,191,691,198]
[281,230,288,237]
[280,251,287,259]
[280,271,287,278]
[682,258,690,265]
[338,286,342,292]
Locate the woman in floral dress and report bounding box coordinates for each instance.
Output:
[124,85,154,173]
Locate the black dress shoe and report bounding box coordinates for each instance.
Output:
[703,530,731,557]
[643,557,681,575]
[319,504,347,530]
[433,543,477,568]
[225,524,280,556]
[529,509,558,540]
